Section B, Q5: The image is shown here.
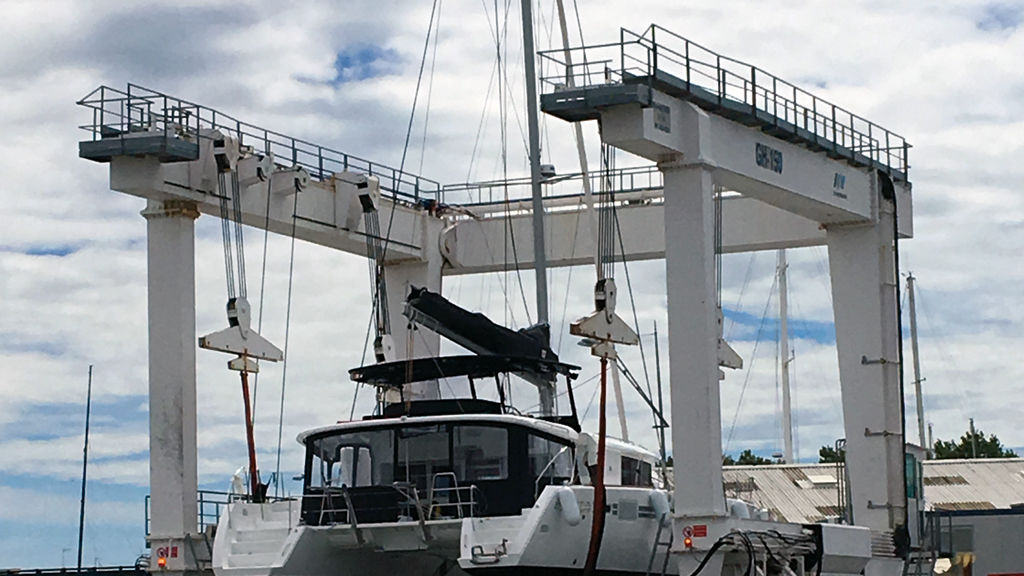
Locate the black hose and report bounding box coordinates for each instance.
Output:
[880,170,911,546]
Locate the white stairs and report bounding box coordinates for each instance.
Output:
[213,500,299,575]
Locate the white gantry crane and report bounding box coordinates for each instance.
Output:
[78,20,916,576]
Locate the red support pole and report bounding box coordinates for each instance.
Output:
[240,369,263,503]
[584,356,609,576]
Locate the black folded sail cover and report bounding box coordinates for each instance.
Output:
[404,286,558,364]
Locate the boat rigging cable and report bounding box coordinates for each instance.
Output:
[724,271,779,454]
[349,0,441,417]
[496,0,532,328]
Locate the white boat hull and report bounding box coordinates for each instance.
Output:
[212,486,674,576]
[458,485,677,575]
[212,500,465,576]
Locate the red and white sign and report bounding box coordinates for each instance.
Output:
[156,545,179,559]
[693,524,708,538]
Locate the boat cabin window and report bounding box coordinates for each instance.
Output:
[621,455,653,487]
[307,423,516,492]
[454,425,508,481]
[303,421,578,523]
[309,429,394,488]
[396,425,451,489]
[529,434,573,485]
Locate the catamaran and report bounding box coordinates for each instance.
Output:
[211,287,679,576]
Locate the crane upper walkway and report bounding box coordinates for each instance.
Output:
[77,84,442,202]
[539,25,911,183]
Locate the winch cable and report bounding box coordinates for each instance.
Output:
[349,310,377,420]
[232,170,247,300]
[583,140,620,576]
[273,184,300,498]
[216,166,263,502]
[251,170,276,421]
[218,172,237,300]
[361,195,391,361]
[613,207,654,404]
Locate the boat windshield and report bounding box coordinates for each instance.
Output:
[307,423,514,492]
[309,428,396,488]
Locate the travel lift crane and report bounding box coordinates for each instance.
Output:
[539,24,915,576]
[78,26,918,569]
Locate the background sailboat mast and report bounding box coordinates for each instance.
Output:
[906,273,927,451]
[520,0,554,415]
[77,365,93,572]
[778,250,794,463]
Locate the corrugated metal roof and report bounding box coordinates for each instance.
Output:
[716,458,1024,524]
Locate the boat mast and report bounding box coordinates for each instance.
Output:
[906,273,927,451]
[77,365,93,573]
[520,0,553,415]
[778,250,794,463]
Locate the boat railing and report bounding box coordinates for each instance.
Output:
[307,480,482,527]
[144,489,293,536]
[76,83,442,203]
[427,472,480,519]
[538,24,910,181]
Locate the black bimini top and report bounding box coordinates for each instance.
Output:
[349,354,579,388]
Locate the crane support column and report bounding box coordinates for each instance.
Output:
[825,177,905,546]
[664,163,727,517]
[142,199,201,574]
[383,217,445,400]
[663,163,727,575]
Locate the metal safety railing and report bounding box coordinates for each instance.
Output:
[539,25,910,179]
[443,164,663,207]
[77,84,442,202]
[308,478,482,527]
[143,489,291,536]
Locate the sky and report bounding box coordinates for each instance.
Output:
[1,0,1023,568]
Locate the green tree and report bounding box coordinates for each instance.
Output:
[723,449,773,465]
[819,445,845,463]
[933,427,1017,459]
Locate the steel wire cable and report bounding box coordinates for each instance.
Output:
[273,184,300,498]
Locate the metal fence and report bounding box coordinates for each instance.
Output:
[77,84,442,202]
[144,490,262,536]
[539,25,910,179]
